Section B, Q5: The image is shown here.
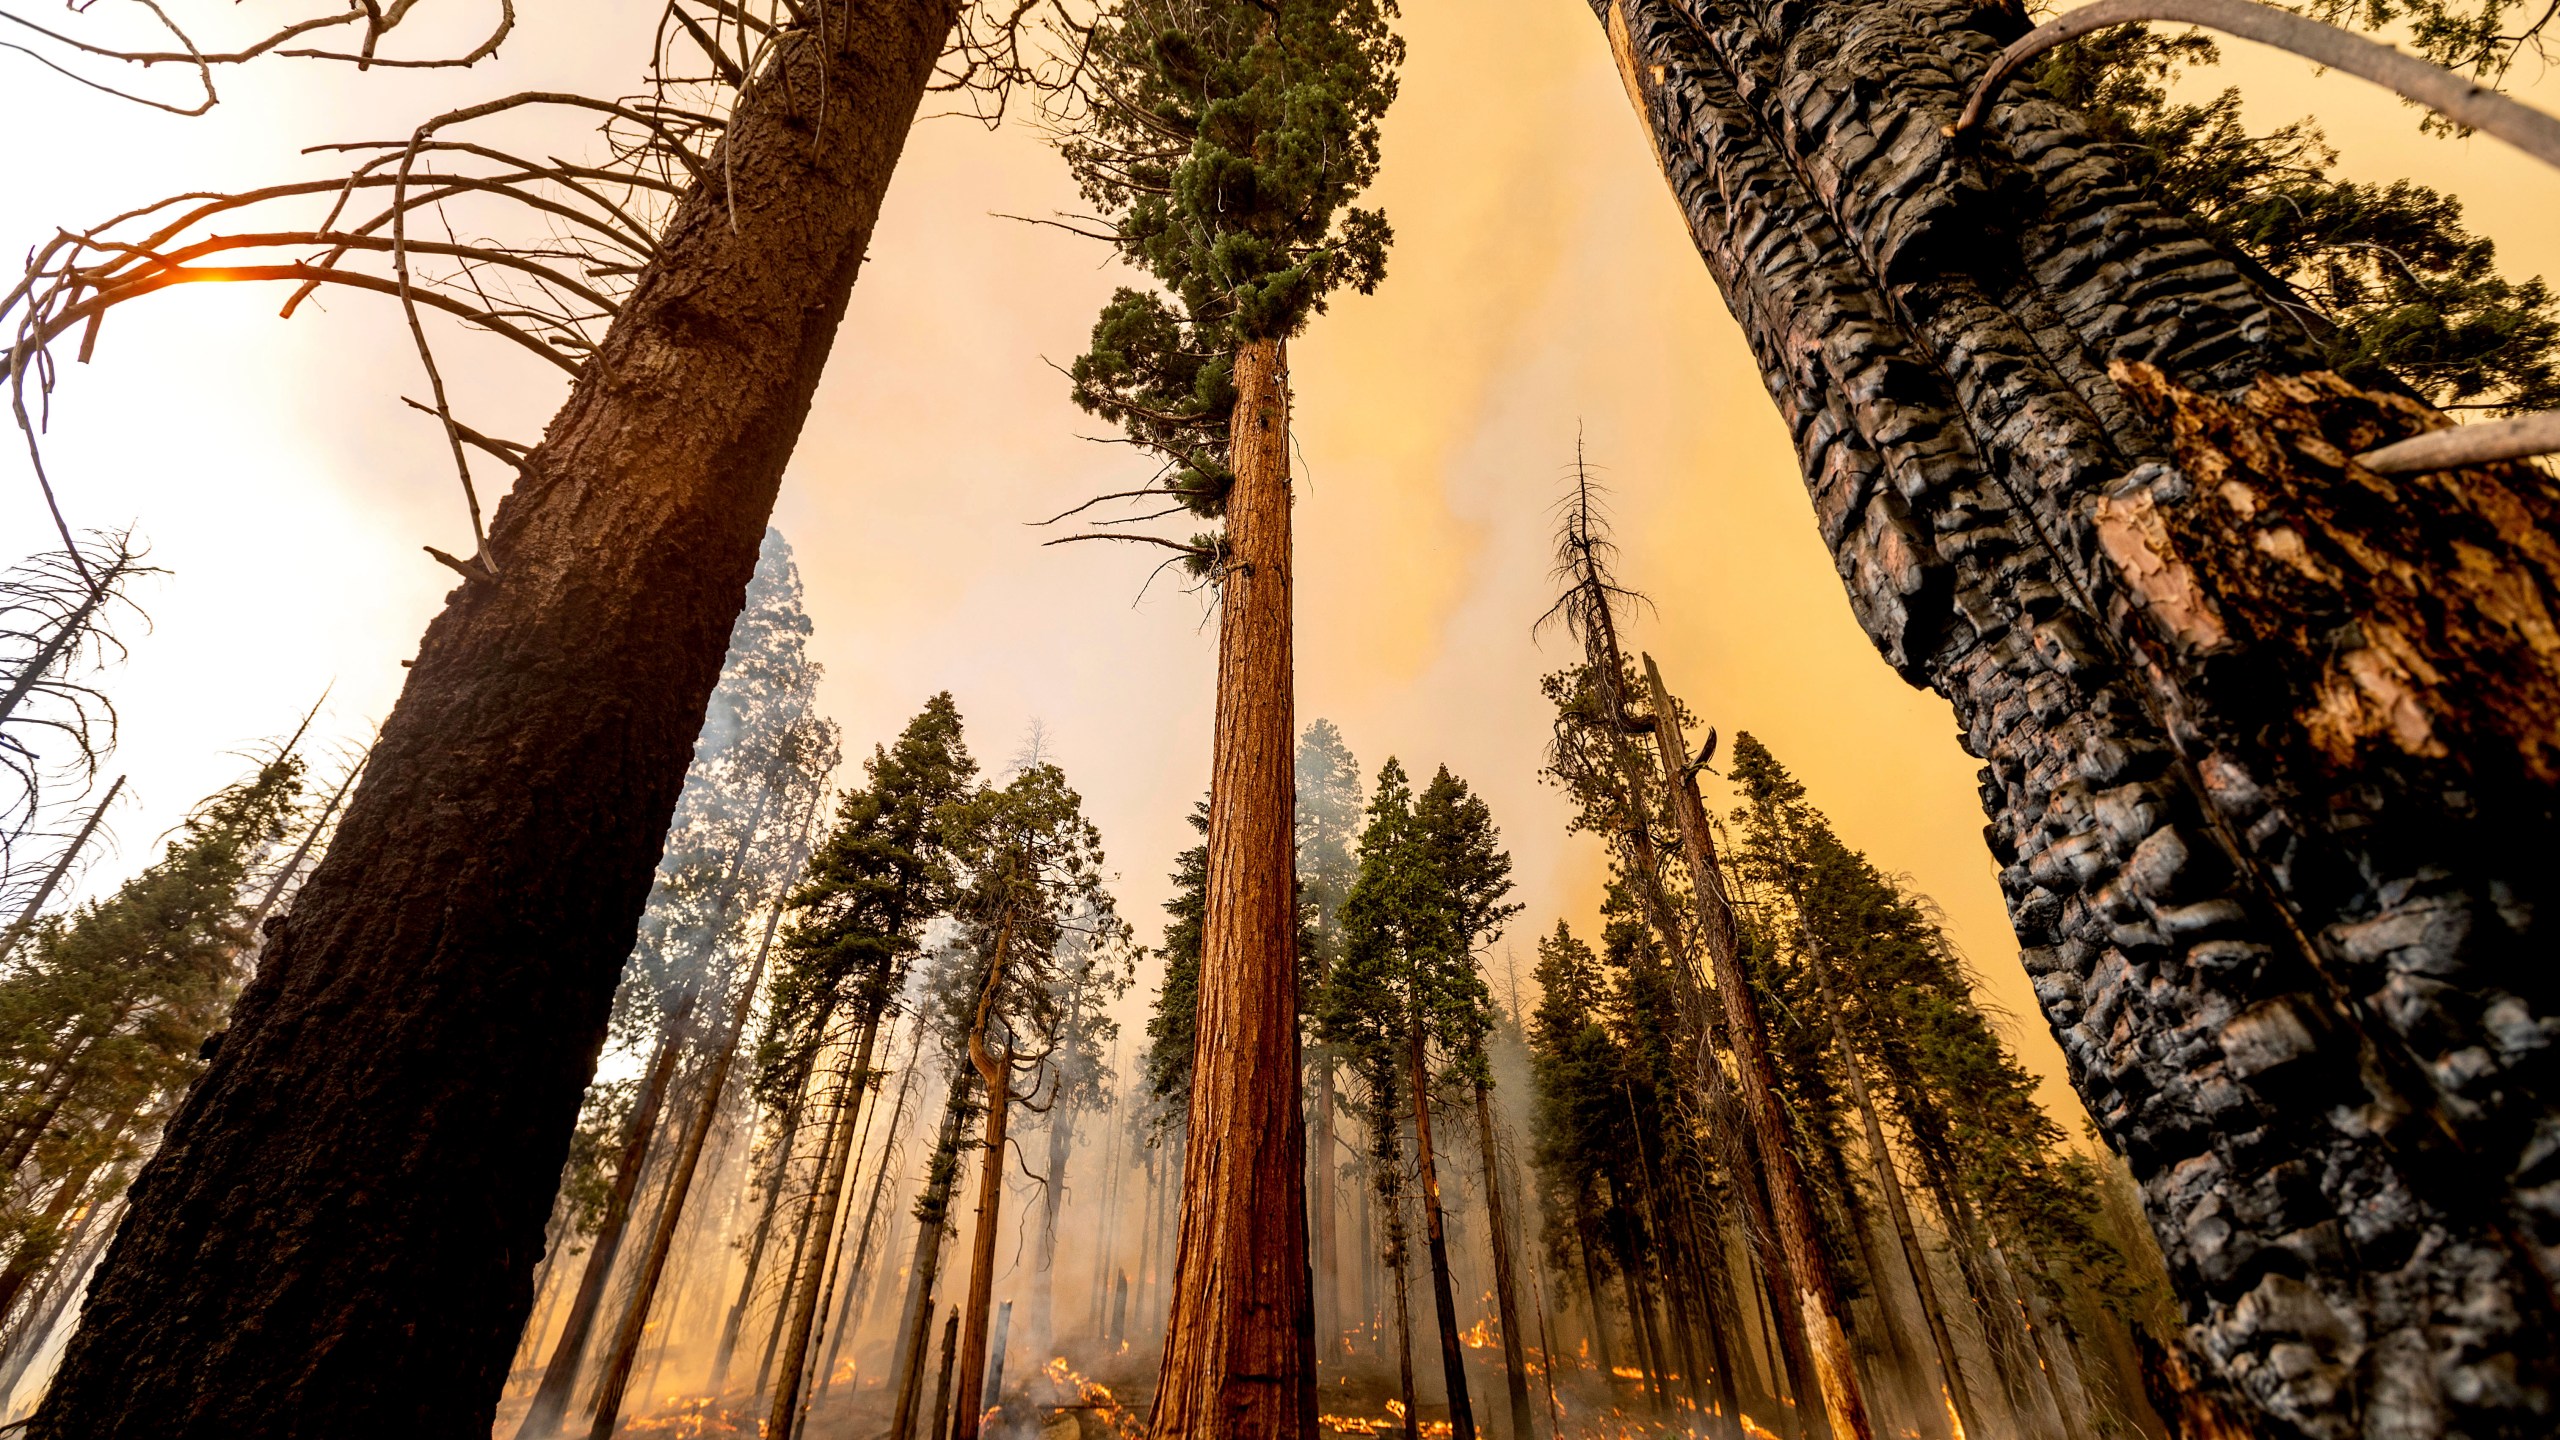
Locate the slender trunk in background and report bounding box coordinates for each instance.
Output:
[1313,1055,1340,1364]
[1666,1159,1752,1429]
[1404,1022,1475,1440]
[0,579,108,731]
[1826,1004,1975,1440]
[1151,333,1312,1440]
[518,994,695,1440]
[888,1078,975,1440]
[1595,3,2560,1430]
[948,1065,1011,1440]
[766,1011,882,1440]
[30,7,962,1434]
[1469,1080,1533,1440]
[760,1053,851,1397]
[823,1034,923,1400]
[0,776,121,965]
[1640,655,1866,1440]
[1029,1100,1073,1359]
[951,906,1019,1440]
[584,908,786,1439]
[1987,1238,2087,1440]
[1572,1226,1614,1383]
[983,1300,1013,1416]
[711,1063,813,1395]
[929,1308,961,1440]
[1389,1200,1419,1440]
[0,1196,117,1400]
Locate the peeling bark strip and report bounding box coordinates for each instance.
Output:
[29,5,961,1436]
[1589,1,2560,1436]
[1151,336,1317,1440]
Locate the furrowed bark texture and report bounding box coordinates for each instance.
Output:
[29,5,959,1435]
[1592,2,2560,1435]
[1150,335,1317,1440]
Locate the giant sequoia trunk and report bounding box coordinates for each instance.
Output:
[1151,334,1316,1440]
[1592,1,2560,1435]
[29,5,958,1436]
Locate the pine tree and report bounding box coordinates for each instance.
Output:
[1052,8,1401,1429]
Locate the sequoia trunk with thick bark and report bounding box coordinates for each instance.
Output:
[29,6,958,1436]
[1594,1,2560,1434]
[1469,1079,1534,1440]
[1150,334,1314,1440]
[1405,1021,1475,1440]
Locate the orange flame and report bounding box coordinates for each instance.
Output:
[1458,1318,1498,1350]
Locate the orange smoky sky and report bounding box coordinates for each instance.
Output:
[5,0,2557,1125]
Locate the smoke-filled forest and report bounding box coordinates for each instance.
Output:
[3,1,2560,1440]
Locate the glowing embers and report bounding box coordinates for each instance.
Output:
[1041,1355,1145,1440]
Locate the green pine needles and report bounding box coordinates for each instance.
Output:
[1057,0,1402,542]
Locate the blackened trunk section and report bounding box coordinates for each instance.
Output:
[1405,1021,1475,1440]
[30,6,959,1436]
[1592,0,2560,1434]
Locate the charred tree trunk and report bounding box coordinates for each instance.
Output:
[1640,654,1867,1440]
[517,994,695,1440]
[1593,1,2560,1433]
[0,776,121,965]
[29,7,960,1436]
[888,1077,976,1440]
[1470,1079,1534,1440]
[1406,1021,1476,1440]
[950,962,1016,1440]
[766,1012,881,1440]
[1150,334,1314,1440]
[929,1307,962,1440]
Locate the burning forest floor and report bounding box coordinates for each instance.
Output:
[554,1337,1810,1440]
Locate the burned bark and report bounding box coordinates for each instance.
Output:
[28,4,959,1436]
[1470,1079,1535,1440]
[1590,0,2560,1433]
[1150,335,1317,1440]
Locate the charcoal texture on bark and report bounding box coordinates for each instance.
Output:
[29,4,959,1435]
[1587,2,2560,1437]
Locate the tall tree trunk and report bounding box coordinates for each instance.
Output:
[1639,654,1868,1440]
[929,1307,962,1440]
[584,907,784,1439]
[1150,333,1313,1440]
[0,776,120,965]
[1314,1054,1341,1366]
[29,7,961,1436]
[1469,1080,1533,1440]
[1593,1,2560,1431]
[0,1196,116,1402]
[1822,990,1976,1440]
[710,1061,813,1394]
[1029,1099,1073,1360]
[823,1034,923,1400]
[517,994,695,1440]
[1405,1021,1475,1440]
[1389,1194,1420,1440]
[949,1045,1013,1440]
[765,1011,882,1440]
[888,1077,975,1440]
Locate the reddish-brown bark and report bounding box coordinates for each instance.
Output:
[1149,335,1316,1440]
[26,5,958,1434]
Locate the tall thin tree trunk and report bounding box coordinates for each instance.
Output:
[950,903,1020,1440]
[1313,1054,1341,1366]
[929,1307,961,1440]
[1405,1021,1475,1440]
[1469,1080,1533,1440]
[710,1064,812,1394]
[584,904,786,1439]
[823,1032,923,1400]
[518,993,696,1440]
[1825,1000,1976,1440]
[30,7,963,1435]
[1150,333,1312,1440]
[760,1045,857,1396]
[1029,1100,1073,1360]
[1593,2,2560,1429]
[1640,655,1868,1440]
[765,1010,882,1440]
[0,776,120,965]
[888,1077,975,1440]
[1389,1195,1420,1440]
